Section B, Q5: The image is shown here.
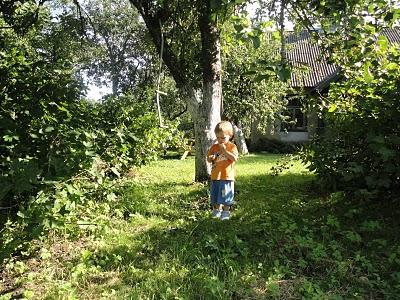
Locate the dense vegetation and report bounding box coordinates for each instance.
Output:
[298,5,400,198]
[0,0,183,256]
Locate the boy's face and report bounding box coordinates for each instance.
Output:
[216,132,230,144]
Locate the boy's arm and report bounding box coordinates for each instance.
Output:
[207,146,217,162]
[218,144,238,162]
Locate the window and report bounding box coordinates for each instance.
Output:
[281,99,307,132]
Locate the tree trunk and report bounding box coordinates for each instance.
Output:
[111,74,118,96]
[195,3,222,181]
[233,123,249,155]
[129,0,222,181]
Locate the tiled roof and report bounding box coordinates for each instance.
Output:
[382,27,400,44]
[285,31,338,90]
[285,28,400,90]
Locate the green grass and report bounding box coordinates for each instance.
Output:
[1,154,400,299]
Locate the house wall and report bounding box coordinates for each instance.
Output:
[250,110,318,144]
[276,131,309,142]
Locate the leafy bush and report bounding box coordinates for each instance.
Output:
[0,17,84,207]
[0,9,185,218]
[302,32,400,199]
[94,95,185,169]
[0,95,185,260]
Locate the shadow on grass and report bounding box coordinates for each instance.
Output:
[89,171,400,298]
[120,180,210,220]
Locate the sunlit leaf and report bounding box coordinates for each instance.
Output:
[363,64,373,83]
[377,35,388,51]
[328,104,337,112]
[44,126,54,133]
[277,66,291,82]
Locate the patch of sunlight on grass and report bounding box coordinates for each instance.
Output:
[141,157,196,183]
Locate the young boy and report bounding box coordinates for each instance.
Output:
[207,121,239,220]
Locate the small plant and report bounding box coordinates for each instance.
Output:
[270,153,300,176]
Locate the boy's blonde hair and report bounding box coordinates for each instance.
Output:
[214,121,234,137]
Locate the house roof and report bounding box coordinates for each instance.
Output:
[285,28,400,90]
[286,31,339,90]
[382,27,400,44]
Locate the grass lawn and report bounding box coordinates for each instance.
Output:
[1,153,399,299]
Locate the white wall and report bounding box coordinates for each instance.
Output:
[277,131,309,142]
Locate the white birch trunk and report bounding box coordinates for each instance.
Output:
[233,123,248,155]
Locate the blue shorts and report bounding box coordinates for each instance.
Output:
[210,180,234,206]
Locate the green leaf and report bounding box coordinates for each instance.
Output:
[66,184,76,195]
[3,135,19,142]
[368,4,376,14]
[363,64,374,83]
[378,147,394,160]
[210,0,222,10]
[234,24,243,33]
[111,167,120,177]
[328,104,337,112]
[277,66,291,82]
[255,74,270,82]
[386,62,398,71]
[377,35,388,51]
[82,141,93,148]
[17,211,25,219]
[85,150,96,156]
[373,135,385,143]
[393,9,400,23]
[251,36,261,49]
[272,31,281,40]
[57,105,71,117]
[243,70,257,75]
[45,126,54,133]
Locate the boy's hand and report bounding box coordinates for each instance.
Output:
[212,152,220,159]
[207,153,218,162]
[218,143,226,151]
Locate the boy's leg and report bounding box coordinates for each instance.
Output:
[220,181,234,220]
[214,204,222,210]
[220,206,231,220]
[211,205,221,218]
[210,180,221,217]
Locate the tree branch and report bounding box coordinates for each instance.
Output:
[129,0,200,111]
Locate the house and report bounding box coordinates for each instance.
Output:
[262,28,400,144]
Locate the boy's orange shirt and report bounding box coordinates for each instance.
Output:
[208,142,238,181]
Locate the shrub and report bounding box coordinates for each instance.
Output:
[301,32,400,199]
